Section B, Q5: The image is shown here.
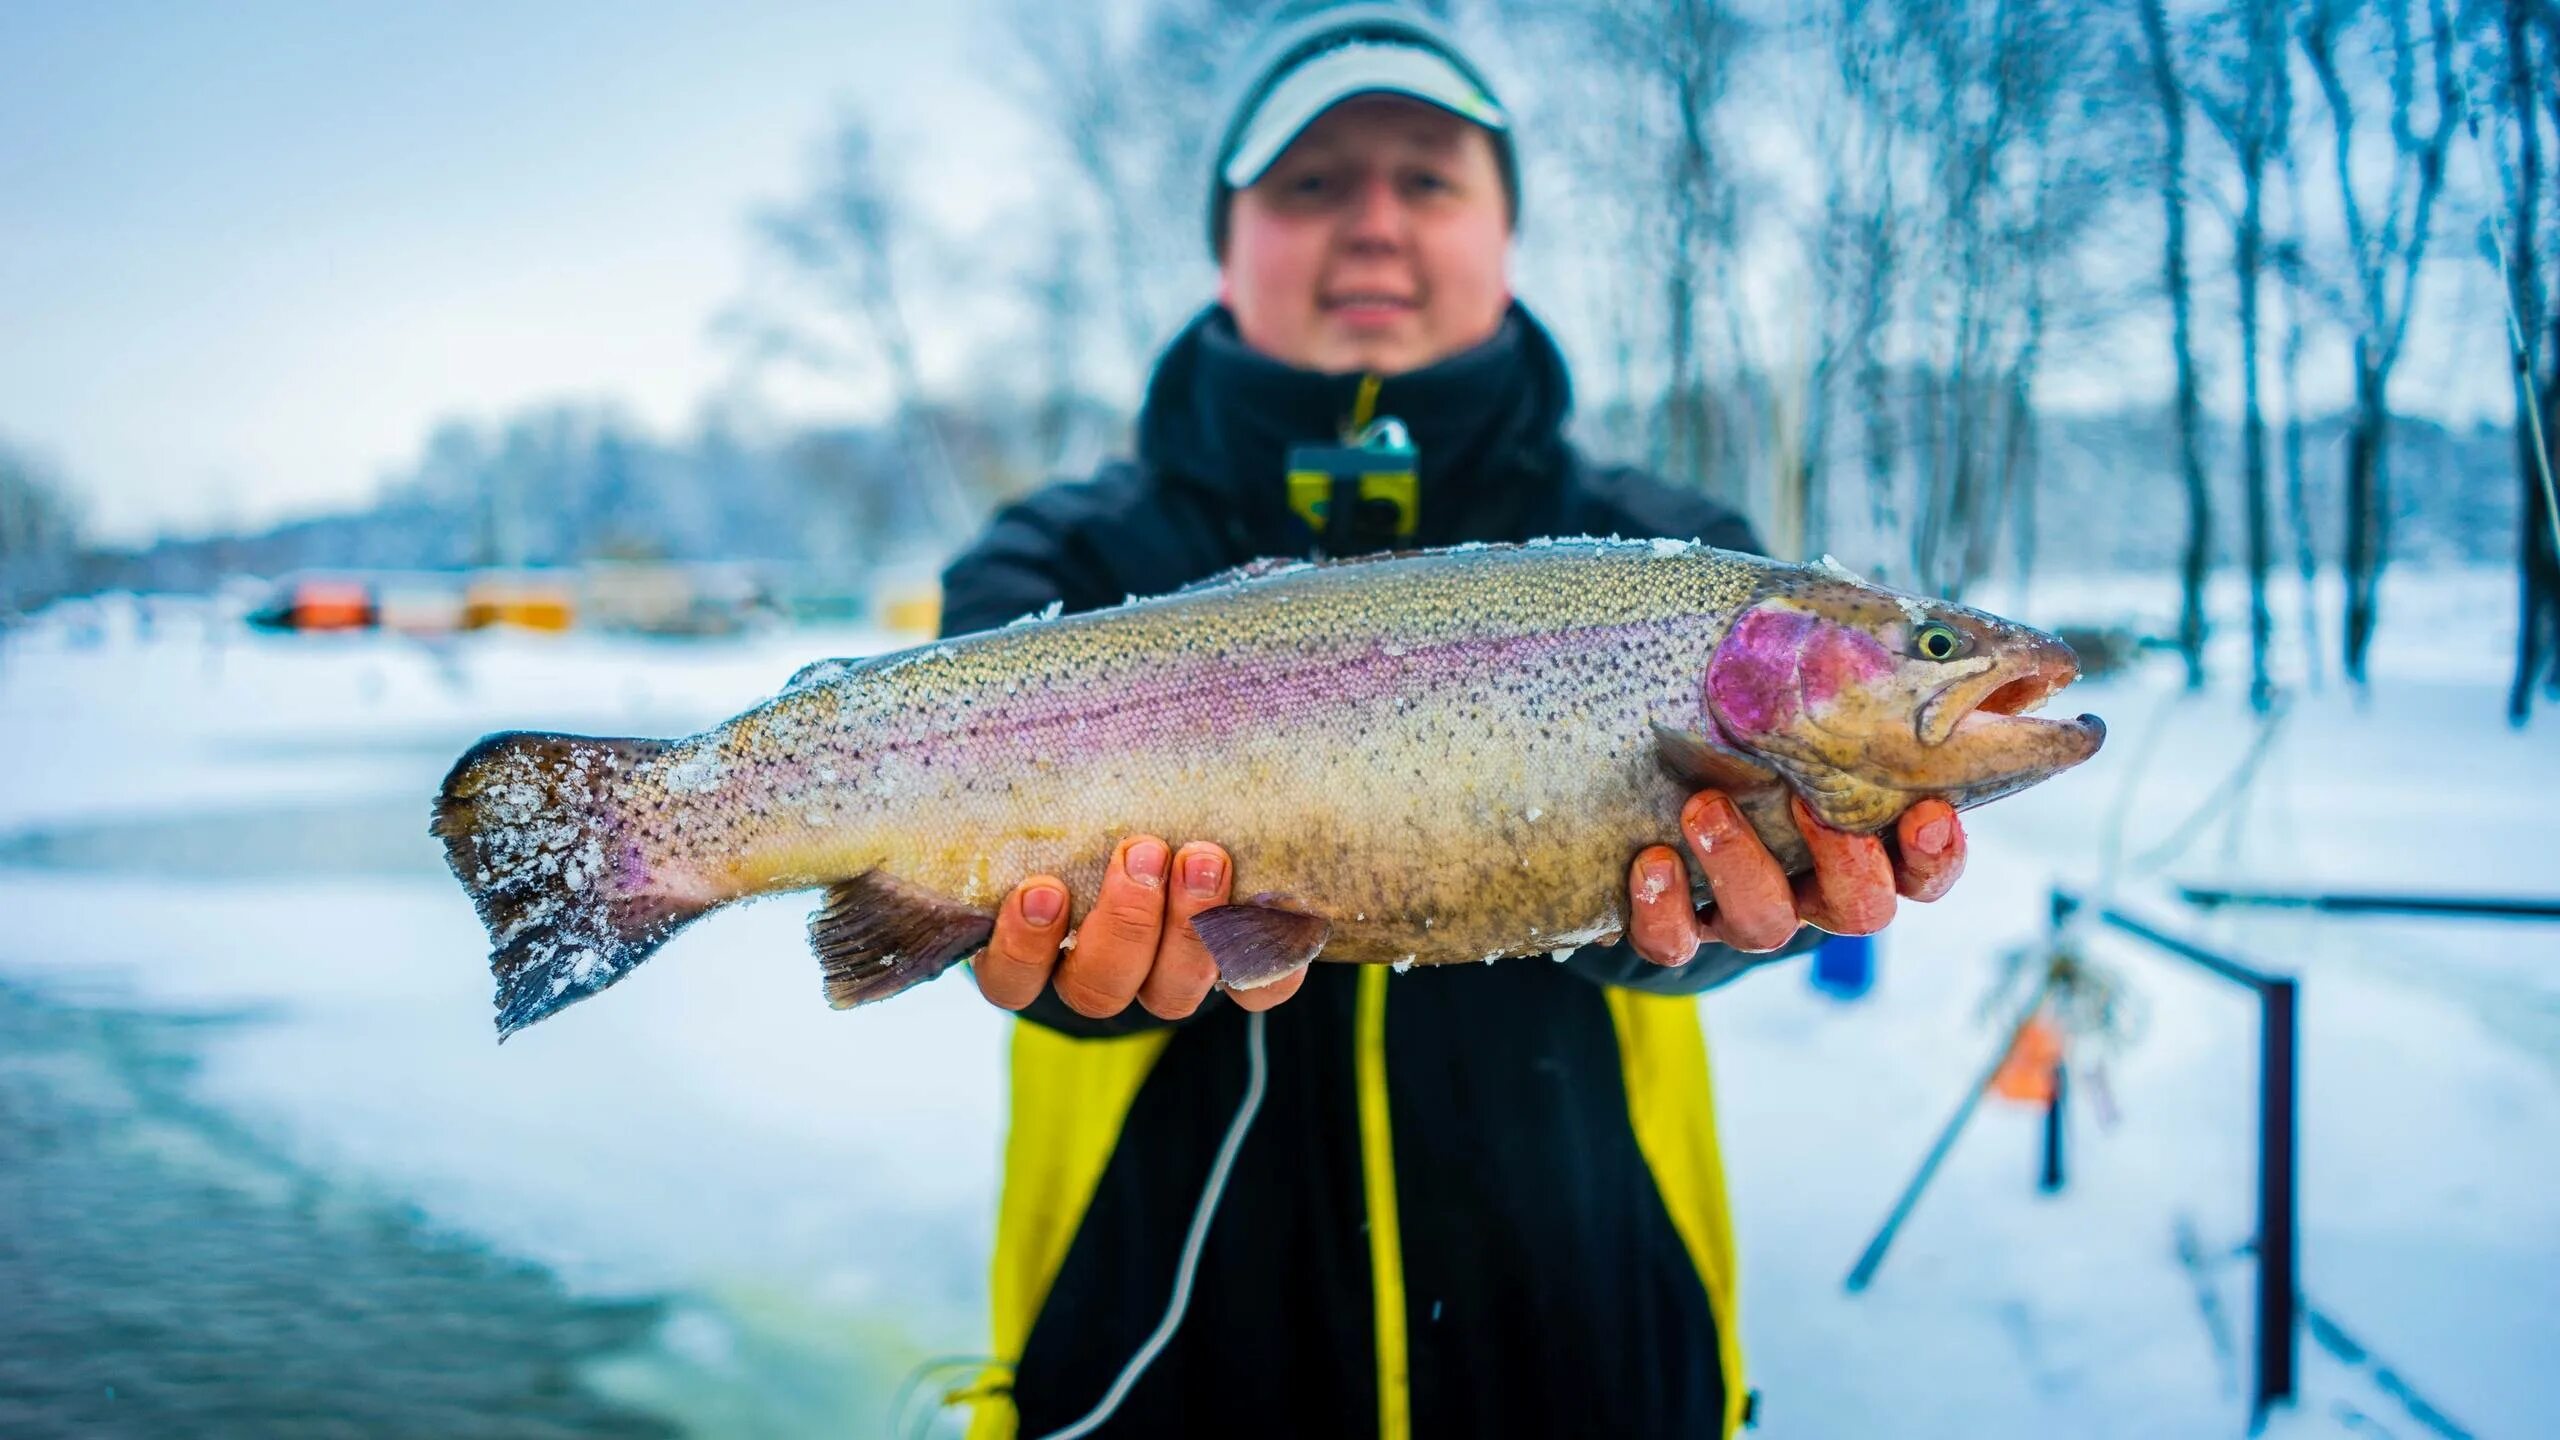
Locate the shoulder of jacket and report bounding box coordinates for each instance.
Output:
[988,459,1160,536]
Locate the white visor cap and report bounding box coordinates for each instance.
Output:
[1219,39,1510,191]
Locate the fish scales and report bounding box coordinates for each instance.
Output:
[647,541,1757,963]
[433,538,2104,1035]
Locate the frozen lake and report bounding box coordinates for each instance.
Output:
[0,568,2551,1438]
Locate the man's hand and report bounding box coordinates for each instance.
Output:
[974,836,1305,1020]
[1624,792,1968,967]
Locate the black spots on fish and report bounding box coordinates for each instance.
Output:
[810,872,996,1008]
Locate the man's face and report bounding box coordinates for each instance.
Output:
[1220,94,1513,376]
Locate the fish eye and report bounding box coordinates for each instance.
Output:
[1913,621,1964,662]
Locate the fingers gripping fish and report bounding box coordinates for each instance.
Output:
[431,539,2104,1038]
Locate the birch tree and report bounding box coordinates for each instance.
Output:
[2195,0,2291,713]
[2298,0,2459,685]
[746,118,982,545]
[2494,0,2559,723]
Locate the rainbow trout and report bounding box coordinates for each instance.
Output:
[434,539,2103,1037]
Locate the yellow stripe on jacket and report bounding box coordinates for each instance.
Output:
[1605,988,1748,1439]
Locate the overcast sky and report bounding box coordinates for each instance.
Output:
[0,0,1033,543]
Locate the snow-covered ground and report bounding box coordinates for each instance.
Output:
[0,567,2551,1438]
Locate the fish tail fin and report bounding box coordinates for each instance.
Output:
[432,731,714,1040]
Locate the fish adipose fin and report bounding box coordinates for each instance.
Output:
[1651,722,1783,794]
[433,732,716,1041]
[811,872,996,1008]
[1193,902,1331,990]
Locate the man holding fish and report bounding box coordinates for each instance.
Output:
[934,4,1974,1436]
[434,3,2105,1435]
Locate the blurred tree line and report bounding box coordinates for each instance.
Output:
[715,0,2555,712]
[42,0,2560,717]
[1,439,83,620]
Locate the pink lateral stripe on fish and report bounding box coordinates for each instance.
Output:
[430,538,2105,1038]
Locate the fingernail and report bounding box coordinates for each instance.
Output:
[1693,798,1739,853]
[1126,839,1168,887]
[1182,850,1224,898]
[1022,885,1063,927]
[1914,817,1951,856]
[1639,858,1677,903]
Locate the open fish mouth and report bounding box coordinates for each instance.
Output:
[1952,702,2109,755]
[1917,640,2094,749]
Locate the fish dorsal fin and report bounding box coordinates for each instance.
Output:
[1191,901,1331,989]
[1173,549,1429,597]
[784,656,864,692]
[810,871,995,1008]
[1650,722,1784,794]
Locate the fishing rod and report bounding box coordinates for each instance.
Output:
[1843,687,2282,1292]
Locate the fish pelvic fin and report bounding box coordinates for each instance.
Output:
[1193,902,1331,990]
[433,732,713,1041]
[811,872,996,1008]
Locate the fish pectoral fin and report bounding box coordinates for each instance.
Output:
[1650,722,1783,795]
[810,872,996,1009]
[1191,902,1331,991]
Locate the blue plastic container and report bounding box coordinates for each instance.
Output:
[1809,931,1877,1001]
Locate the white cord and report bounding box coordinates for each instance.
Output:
[1030,1007,1271,1440]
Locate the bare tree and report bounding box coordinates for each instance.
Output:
[2496,0,2560,722]
[1891,0,2124,599]
[1027,221,1093,475]
[1556,0,1755,503]
[999,0,1263,380]
[743,116,981,546]
[2276,149,2324,688]
[2196,0,2292,713]
[1793,0,1911,568]
[2298,0,2459,685]
[0,440,84,619]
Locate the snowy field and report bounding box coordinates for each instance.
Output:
[0,567,2551,1439]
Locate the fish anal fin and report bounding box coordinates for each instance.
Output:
[811,872,995,1009]
[1192,901,1330,990]
[1650,722,1783,795]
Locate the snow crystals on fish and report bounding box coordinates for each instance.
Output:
[784,657,859,693]
[663,750,726,794]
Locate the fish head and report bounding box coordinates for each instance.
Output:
[1700,573,2105,832]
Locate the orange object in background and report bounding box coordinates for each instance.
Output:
[463,578,576,633]
[1992,1012,2066,1104]
[287,580,374,632]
